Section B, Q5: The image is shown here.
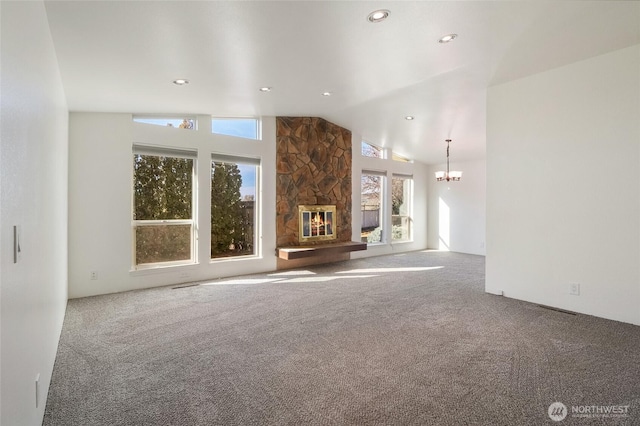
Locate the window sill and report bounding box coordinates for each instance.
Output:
[391,240,413,245]
[210,254,261,264]
[130,262,197,276]
[365,242,388,247]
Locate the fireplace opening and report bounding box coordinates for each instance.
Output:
[299,205,337,242]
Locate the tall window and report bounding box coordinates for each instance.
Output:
[211,118,259,140]
[392,175,412,241]
[362,141,383,158]
[361,172,384,243]
[211,155,259,259]
[132,147,196,267]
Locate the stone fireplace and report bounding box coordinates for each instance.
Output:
[276,117,352,248]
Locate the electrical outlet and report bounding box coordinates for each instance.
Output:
[569,283,580,296]
[90,271,98,280]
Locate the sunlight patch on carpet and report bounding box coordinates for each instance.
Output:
[200,278,285,286]
[336,266,443,274]
[268,270,317,276]
[280,275,379,283]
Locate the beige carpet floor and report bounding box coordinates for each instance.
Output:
[43,251,640,425]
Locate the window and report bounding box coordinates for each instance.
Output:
[362,141,382,158]
[392,152,411,163]
[361,172,384,243]
[392,175,412,241]
[132,147,196,268]
[211,155,259,259]
[133,116,196,129]
[211,118,259,140]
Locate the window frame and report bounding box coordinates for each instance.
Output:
[360,170,386,244]
[391,174,413,242]
[361,141,383,159]
[131,145,198,270]
[392,152,412,163]
[210,153,261,261]
[211,117,261,140]
[133,115,197,130]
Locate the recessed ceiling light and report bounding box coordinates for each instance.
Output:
[367,9,389,23]
[405,116,415,120]
[259,87,272,92]
[322,92,332,97]
[172,79,189,85]
[438,34,458,43]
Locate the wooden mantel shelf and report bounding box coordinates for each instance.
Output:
[277,241,367,260]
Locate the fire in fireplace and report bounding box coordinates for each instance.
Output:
[298,205,337,242]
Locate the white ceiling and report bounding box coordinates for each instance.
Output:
[44,1,640,165]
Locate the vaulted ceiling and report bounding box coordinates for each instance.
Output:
[44,1,640,164]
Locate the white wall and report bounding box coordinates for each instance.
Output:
[486,45,640,325]
[427,159,486,255]
[68,113,277,298]
[351,132,429,258]
[0,2,69,424]
[69,120,429,298]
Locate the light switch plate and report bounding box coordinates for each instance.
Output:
[13,225,21,263]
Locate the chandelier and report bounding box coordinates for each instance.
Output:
[435,139,462,182]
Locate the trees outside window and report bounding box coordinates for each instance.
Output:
[133,116,196,129]
[361,141,382,158]
[392,175,412,241]
[360,172,412,244]
[132,151,195,266]
[211,159,257,258]
[361,173,384,243]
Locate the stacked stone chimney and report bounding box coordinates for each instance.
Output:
[276,117,352,247]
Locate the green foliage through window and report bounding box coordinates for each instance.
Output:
[135,224,192,265]
[133,154,193,220]
[211,161,256,258]
[133,153,194,266]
